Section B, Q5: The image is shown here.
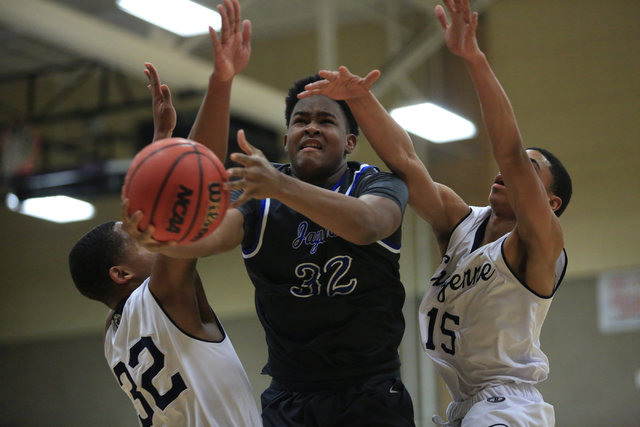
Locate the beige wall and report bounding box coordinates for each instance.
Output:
[1,0,639,425]
[488,0,640,276]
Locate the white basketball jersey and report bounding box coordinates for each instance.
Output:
[419,206,567,401]
[104,280,262,426]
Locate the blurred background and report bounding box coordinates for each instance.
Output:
[0,0,638,425]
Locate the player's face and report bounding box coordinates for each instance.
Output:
[284,95,356,186]
[488,149,555,214]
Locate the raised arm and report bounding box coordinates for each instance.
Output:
[148,254,223,341]
[121,199,245,259]
[299,67,468,253]
[226,130,403,245]
[188,0,251,162]
[438,0,564,293]
[124,0,250,257]
[144,62,176,142]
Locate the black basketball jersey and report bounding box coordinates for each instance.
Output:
[236,161,409,389]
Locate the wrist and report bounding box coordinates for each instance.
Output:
[209,71,234,86]
[153,129,174,142]
[345,90,376,109]
[463,50,487,67]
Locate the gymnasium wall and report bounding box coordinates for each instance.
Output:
[1,1,639,426]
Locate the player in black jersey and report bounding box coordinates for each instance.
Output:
[127,68,415,427]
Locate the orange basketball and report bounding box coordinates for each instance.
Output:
[122,138,229,244]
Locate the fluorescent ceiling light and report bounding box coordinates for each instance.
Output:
[6,193,95,223]
[390,102,477,143]
[116,0,222,37]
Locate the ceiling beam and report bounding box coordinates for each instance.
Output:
[373,0,494,99]
[0,0,285,131]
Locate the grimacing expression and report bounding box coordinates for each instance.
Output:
[284,95,356,186]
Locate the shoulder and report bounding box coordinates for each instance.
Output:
[273,162,289,173]
[351,163,408,208]
[349,161,406,187]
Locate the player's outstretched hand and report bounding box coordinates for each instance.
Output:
[143,62,176,142]
[210,0,252,82]
[435,0,480,60]
[121,199,177,251]
[298,65,380,102]
[225,130,282,208]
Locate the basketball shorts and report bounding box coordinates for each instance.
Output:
[261,376,415,427]
[434,383,555,427]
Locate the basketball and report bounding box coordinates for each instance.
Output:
[122,138,229,244]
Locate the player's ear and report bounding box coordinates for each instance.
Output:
[344,134,357,155]
[109,265,132,285]
[283,134,288,150]
[549,195,562,213]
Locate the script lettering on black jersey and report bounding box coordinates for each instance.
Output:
[431,260,496,302]
[291,221,337,254]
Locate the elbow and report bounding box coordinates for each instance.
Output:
[352,228,381,246]
[345,218,390,246]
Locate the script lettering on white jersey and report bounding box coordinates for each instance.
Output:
[431,258,496,302]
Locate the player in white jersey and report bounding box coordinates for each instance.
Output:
[69,1,261,425]
[421,205,566,426]
[70,220,262,427]
[298,0,573,425]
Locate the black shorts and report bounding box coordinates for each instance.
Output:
[261,377,415,427]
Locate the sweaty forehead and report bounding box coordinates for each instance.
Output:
[113,221,134,247]
[526,149,551,169]
[292,95,344,118]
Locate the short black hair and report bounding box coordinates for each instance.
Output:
[528,147,572,217]
[68,221,123,304]
[284,74,360,136]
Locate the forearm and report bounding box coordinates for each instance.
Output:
[151,209,244,259]
[273,174,392,245]
[464,52,524,161]
[153,127,173,142]
[188,74,233,162]
[346,92,417,177]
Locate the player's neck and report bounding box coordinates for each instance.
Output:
[484,214,516,245]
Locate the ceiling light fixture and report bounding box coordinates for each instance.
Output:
[116,0,222,37]
[390,102,477,143]
[5,193,95,223]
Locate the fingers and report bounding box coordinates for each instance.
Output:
[160,84,172,104]
[298,79,329,98]
[121,199,165,247]
[435,5,449,30]
[444,0,457,14]
[470,11,479,34]
[317,69,339,81]
[121,199,151,236]
[242,19,252,48]
[144,63,175,112]
[460,0,472,23]
[338,65,353,78]
[144,62,162,96]
[231,0,241,33]
[362,69,381,88]
[121,198,130,220]
[236,129,259,156]
[218,0,239,41]
[229,192,251,209]
[209,25,221,50]
[300,67,379,98]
